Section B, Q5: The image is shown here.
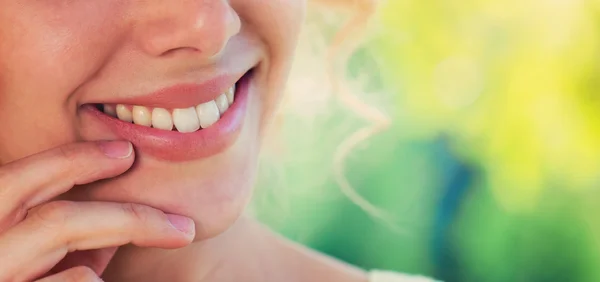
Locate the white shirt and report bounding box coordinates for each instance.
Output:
[369,270,440,282]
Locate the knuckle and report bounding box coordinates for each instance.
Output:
[120,203,157,225]
[0,200,28,231]
[63,266,99,282]
[0,189,27,231]
[31,201,77,229]
[56,144,82,166]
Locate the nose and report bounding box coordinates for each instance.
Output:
[131,0,240,59]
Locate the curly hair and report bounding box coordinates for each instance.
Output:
[260,0,396,229]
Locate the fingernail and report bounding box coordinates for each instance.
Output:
[97,141,133,159]
[166,214,195,235]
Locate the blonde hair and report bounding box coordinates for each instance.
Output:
[319,0,395,225]
[258,0,399,231]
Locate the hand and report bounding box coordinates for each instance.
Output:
[0,141,195,281]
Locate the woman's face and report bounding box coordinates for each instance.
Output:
[0,1,305,240]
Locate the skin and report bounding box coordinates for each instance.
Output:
[0,0,367,281]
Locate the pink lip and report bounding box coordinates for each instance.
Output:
[80,71,252,162]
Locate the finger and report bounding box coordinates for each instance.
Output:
[50,248,119,277]
[0,141,134,230]
[0,201,194,282]
[36,266,102,282]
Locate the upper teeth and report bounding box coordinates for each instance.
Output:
[104,85,236,133]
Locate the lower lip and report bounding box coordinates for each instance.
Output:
[80,72,251,162]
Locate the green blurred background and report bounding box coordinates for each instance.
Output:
[253,1,600,281]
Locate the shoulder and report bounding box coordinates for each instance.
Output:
[267,231,438,282]
[273,235,369,282]
[247,220,438,282]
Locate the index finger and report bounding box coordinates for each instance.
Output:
[0,141,134,230]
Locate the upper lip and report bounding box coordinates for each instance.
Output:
[96,71,247,109]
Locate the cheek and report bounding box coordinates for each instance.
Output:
[242,0,305,50]
[0,3,124,162]
[235,0,305,61]
[234,0,306,128]
[0,2,124,103]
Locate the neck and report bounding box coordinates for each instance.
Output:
[101,217,283,282]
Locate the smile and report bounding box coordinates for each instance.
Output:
[101,83,235,133]
[80,70,253,162]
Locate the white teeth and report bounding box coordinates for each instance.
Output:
[172,107,200,133]
[226,85,235,104]
[106,83,236,132]
[196,101,220,129]
[103,105,117,117]
[116,104,133,122]
[132,106,152,127]
[214,94,229,115]
[151,108,173,131]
